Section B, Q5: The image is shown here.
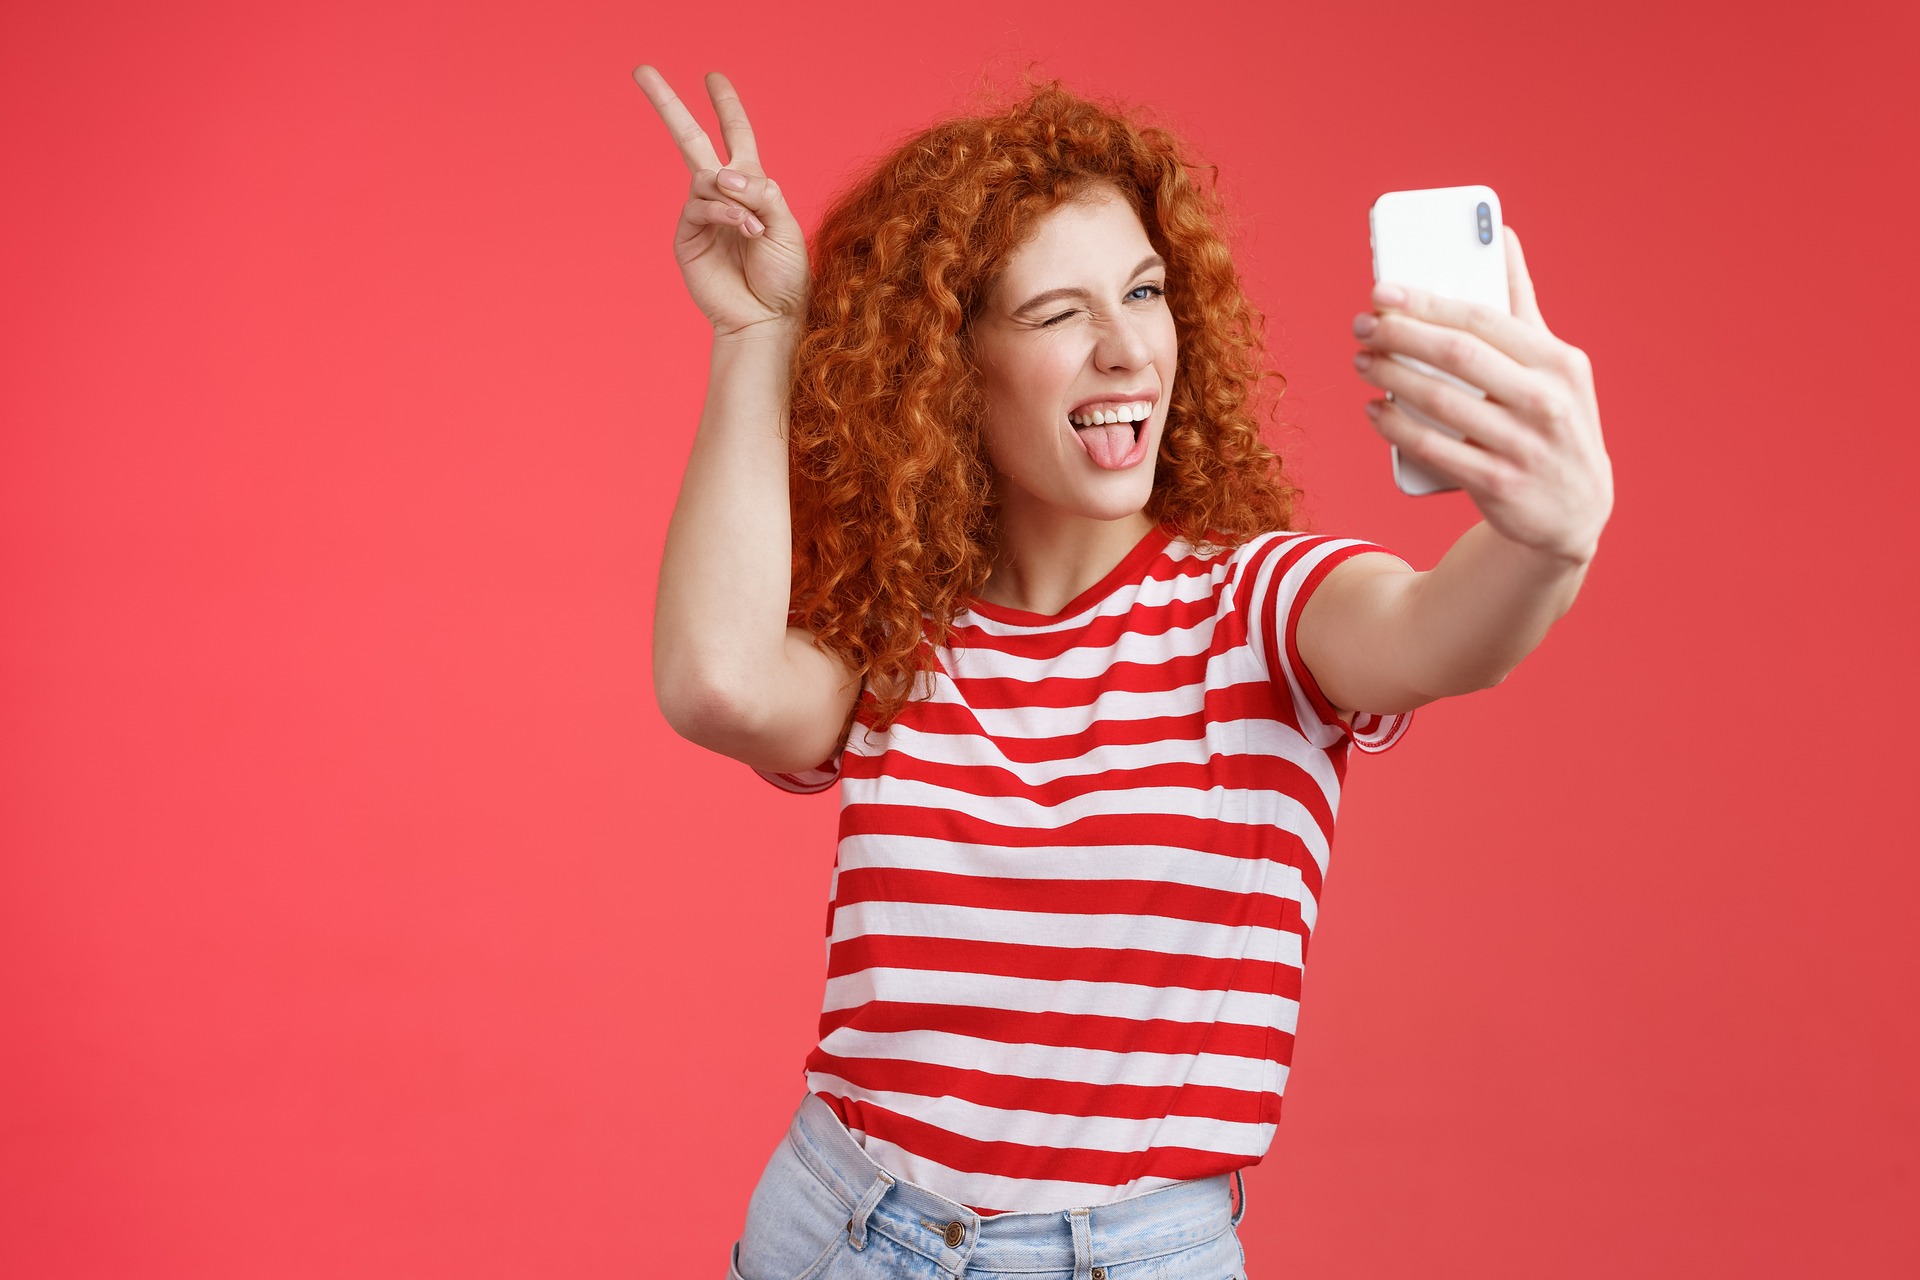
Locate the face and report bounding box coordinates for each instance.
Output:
[968,184,1178,525]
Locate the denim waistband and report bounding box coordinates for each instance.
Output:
[782,1093,1246,1275]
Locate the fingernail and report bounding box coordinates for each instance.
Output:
[1373,282,1407,307]
[718,170,748,191]
[744,214,765,236]
[1352,313,1377,337]
[1365,401,1382,419]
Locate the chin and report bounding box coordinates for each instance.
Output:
[1074,477,1157,522]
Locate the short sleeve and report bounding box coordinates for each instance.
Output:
[1252,533,1416,756]
[751,747,844,794]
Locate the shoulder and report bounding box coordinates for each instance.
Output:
[1212,531,1419,725]
[1211,528,1391,587]
[1312,548,1417,592]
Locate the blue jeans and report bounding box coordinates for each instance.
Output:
[728,1095,1250,1279]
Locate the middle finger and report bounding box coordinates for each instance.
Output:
[704,71,761,172]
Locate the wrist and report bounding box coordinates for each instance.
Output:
[713,316,803,350]
[1542,533,1602,573]
[1483,521,1601,575]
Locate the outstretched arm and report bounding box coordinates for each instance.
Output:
[1298,226,1614,715]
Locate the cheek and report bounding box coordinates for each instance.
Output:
[1015,345,1084,412]
[1153,314,1180,374]
[972,401,1028,479]
[985,348,1079,434]
[980,410,1051,478]
[976,417,1014,472]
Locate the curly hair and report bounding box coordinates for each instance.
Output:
[787,75,1305,742]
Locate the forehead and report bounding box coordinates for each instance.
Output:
[993,185,1154,292]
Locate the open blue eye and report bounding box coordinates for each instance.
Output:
[1041,283,1166,327]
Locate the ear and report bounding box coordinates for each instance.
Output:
[1505,225,1546,328]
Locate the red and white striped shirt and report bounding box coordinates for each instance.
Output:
[755,524,1413,1214]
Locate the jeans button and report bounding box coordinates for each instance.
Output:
[1092,1268,1107,1280]
[943,1221,965,1248]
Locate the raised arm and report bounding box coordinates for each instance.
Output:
[634,67,859,771]
[1298,226,1614,714]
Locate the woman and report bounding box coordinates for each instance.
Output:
[635,64,1611,1280]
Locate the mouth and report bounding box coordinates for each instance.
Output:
[1067,399,1154,443]
[1068,405,1153,471]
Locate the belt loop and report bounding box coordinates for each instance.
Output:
[1230,1169,1248,1227]
[845,1168,894,1251]
[1068,1206,1094,1280]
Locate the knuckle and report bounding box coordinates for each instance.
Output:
[1439,386,1476,424]
[1440,333,1474,368]
[761,177,782,201]
[1513,432,1549,474]
[1485,467,1522,502]
[1393,411,1427,453]
[1533,389,1571,428]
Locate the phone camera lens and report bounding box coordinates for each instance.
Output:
[1475,201,1492,245]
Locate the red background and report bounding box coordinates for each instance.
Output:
[3,1,1916,1276]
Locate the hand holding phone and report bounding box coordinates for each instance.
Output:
[1353,197,1615,566]
[1368,186,1511,495]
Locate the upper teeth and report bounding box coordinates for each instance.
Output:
[1069,401,1153,428]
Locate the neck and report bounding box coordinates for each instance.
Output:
[977,504,1156,616]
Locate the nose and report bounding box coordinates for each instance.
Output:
[1092,305,1155,371]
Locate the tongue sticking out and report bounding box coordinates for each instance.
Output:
[1075,421,1136,469]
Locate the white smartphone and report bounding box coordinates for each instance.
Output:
[1368,185,1511,496]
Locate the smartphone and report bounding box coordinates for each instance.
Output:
[1368,185,1511,496]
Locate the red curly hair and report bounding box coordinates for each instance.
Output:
[788,76,1305,741]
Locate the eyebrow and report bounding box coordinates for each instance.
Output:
[1010,254,1167,318]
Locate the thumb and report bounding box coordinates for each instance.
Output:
[1505,224,1546,328]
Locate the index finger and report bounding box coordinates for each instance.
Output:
[703,72,760,172]
[632,64,723,174]
[1371,279,1561,369]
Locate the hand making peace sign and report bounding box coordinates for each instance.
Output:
[632,66,809,339]
[1352,230,1614,565]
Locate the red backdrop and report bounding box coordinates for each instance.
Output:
[3,1,1915,1276]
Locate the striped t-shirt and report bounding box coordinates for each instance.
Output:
[754,523,1414,1214]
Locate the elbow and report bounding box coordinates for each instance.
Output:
[654,663,751,745]
[1414,666,1510,702]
